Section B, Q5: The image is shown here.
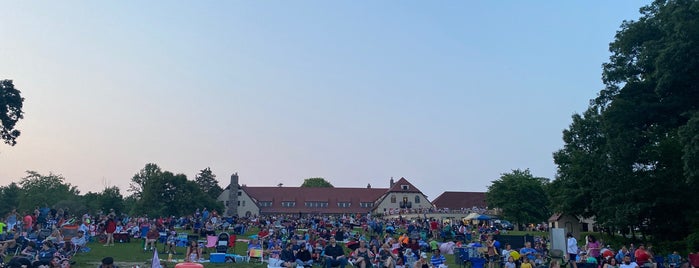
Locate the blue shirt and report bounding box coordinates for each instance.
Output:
[520,247,537,260]
[431,255,446,266]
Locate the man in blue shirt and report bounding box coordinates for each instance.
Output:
[520,242,538,261]
[431,249,447,267]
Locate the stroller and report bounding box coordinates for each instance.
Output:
[216,233,229,253]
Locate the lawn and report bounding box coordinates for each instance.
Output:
[70,229,460,268]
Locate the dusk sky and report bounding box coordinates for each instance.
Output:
[1,1,649,200]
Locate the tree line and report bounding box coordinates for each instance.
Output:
[0,164,224,218]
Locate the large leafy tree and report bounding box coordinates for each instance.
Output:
[486,169,550,228]
[18,171,80,211]
[0,182,21,216]
[552,0,699,241]
[195,167,223,200]
[0,80,24,147]
[301,177,334,187]
[128,163,162,199]
[130,164,222,217]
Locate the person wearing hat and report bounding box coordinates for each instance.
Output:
[414,252,430,268]
[98,257,118,268]
[71,230,87,253]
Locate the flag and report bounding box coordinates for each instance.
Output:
[151,249,161,268]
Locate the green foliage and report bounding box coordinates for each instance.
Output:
[131,164,223,217]
[195,167,223,200]
[552,0,699,242]
[301,177,334,187]
[128,163,162,199]
[486,169,550,227]
[0,182,20,216]
[0,79,24,147]
[18,171,80,212]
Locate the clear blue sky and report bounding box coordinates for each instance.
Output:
[0,1,649,200]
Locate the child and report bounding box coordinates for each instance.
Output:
[505,256,516,268]
[521,257,533,268]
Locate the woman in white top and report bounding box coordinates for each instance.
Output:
[567,233,579,268]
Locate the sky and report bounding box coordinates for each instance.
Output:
[0,1,651,200]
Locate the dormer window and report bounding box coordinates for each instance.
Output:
[401,185,409,190]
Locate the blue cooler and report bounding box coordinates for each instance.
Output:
[210,253,225,263]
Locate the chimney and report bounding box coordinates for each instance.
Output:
[367,183,371,189]
[390,177,394,187]
[227,173,239,217]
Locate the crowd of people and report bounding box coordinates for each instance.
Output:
[1,206,695,268]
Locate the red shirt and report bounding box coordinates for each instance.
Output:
[635,249,650,265]
[430,221,438,230]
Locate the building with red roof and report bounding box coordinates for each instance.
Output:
[217,174,436,217]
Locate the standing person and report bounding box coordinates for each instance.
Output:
[6,209,17,233]
[324,237,348,268]
[487,236,498,268]
[104,217,116,246]
[567,233,579,268]
[586,235,601,263]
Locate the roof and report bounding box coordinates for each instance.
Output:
[431,191,487,210]
[387,177,423,193]
[242,186,389,214]
[548,213,563,222]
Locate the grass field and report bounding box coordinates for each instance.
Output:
[68,229,461,268]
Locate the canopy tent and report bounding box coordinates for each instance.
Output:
[476,215,491,221]
[463,213,481,220]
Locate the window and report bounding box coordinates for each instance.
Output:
[337,202,351,208]
[225,201,229,206]
[401,185,409,190]
[281,201,296,207]
[391,195,396,203]
[304,201,329,208]
[238,191,242,196]
[259,201,272,207]
[414,196,420,203]
[243,201,246,206]
[237,201,240,206]
[360,202,374,208]
[403,196,408,203]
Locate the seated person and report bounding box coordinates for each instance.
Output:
[296,243,314,267]
[267,243,284,267]
[280,243,296,267]
[35,241,57,265]
[185,240,202,262]
[70,230,87,252]
[144,228,159,251]
[166,230,178,254]
[324,237,348,268]
[21,241,37,260]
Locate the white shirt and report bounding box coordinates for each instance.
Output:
[620,262,639,268]
[567,237,578,254]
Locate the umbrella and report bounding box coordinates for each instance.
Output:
[476,215,491,221]
[464,213,480,220]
